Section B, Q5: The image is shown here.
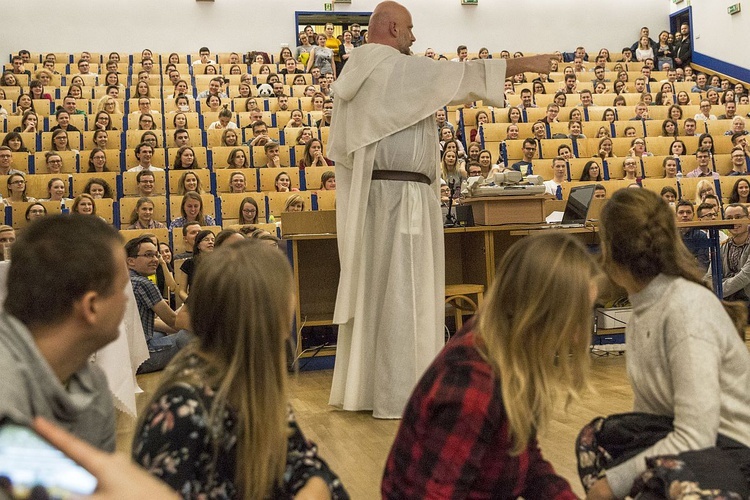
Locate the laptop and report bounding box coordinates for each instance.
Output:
[544,184,596,228]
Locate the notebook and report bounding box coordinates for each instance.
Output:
[544,184,596,228]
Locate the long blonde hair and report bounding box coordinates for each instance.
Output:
[147,240,292,498]
[476,232,599,455]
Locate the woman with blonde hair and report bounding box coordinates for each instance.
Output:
[283,193,304,212]
[383,232,600,497]
[95,95,122,114]
[581,188,750,499]
[133,240,346,498]
[694,178,718,207]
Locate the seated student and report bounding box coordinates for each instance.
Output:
[127,143,164,173]
[169,192,216,229]
[593,184,607,199]
[0,215,128,451]
[382,233,599,499]
[174,221,202,260]
[178,229,215,298]
[675,200,709,270]
[127,197,165,230]
[660,185,677,204]
[543,157,567,198]
[511,138,536,175]
[582,189,750,500]
[685,148,718,179]
[126,236,191,374]
[133,240,347,498]
[262,141,282,168]
[729,146,749,176]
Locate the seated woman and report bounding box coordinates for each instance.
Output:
[208,105,237,130]
[83,177,114,199]
[663,156,679,178]
[25,202,46,222]
[221,128,240,148]
[1,132,29,152]
[44,153,64,174]
[297,139,333,169]
[622,157,640,182]
[283,194,305,212]
[319,171,335,190]
[286,109,306,129]
[469,110,489,143]
[86,148,111,173]
[177,171,205,195]
[581,188,750,500]
[13,110,38,134]
[5,173,34,206]
[178,229,215,297]
[238,196,260,224]
[50,111,79,134]
[382,232,599,498]
[580,160,602,181]
[229,172,247,194]
[729,178,750,204]
[133,240,347,498]
[274,171,298,193]
[172,146,200,170]
[43,177,70,203]
[128,197,165,230]
[694,178,718,207]
[295,126,313,146]
[169,191,216,229]
[628,138,653,157]
[70,193,101,219]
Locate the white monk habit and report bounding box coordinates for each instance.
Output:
[328,44,506,418]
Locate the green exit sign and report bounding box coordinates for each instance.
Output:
[461,0,478,4]
[324,3,333,10]
[728,3,741,14]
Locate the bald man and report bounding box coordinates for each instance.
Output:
[328,0,553,418]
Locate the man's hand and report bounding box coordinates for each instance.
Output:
[506,54,557,78]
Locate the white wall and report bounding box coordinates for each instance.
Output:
[671,0,750,73]
[1,0,669,61]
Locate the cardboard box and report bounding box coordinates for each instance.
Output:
[596,307,632,329]
[462,196,547,225]
[281,210,336,236]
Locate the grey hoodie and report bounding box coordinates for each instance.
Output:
[0,312,115,451]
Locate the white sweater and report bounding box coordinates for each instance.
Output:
[606,274,750,498]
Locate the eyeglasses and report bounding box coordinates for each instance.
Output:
[136,252,159,259]
[9,180,25,185]
[726,215,748,220]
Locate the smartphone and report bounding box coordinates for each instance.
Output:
[0,420,97,499]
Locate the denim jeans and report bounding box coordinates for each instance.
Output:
[137,329,193,374]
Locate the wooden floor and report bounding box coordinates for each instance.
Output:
[117,351,633,499]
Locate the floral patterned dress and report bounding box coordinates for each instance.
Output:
[132,354,348,499]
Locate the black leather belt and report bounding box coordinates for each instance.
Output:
[371,170,431,185]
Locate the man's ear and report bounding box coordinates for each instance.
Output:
[76,290,98,326]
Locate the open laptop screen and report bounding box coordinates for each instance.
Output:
[562,185,595,224]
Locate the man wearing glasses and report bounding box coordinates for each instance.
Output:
[686,148,718,179]
[125,236,189,373]
[728,146,749,176]
[0,146,24,176]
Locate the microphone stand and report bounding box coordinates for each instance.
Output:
[444,179,457,228]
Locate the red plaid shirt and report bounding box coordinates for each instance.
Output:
[382,323,577,499]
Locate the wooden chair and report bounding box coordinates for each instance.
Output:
[10,201,63,229]
[70,171,120,197]
[166,168,212,195]
[40,131,82,151]
[119,227,170,247]
[445,284,484,332]
[314,190,336,210]
[258,168,300,192]
[120,196,168,226]
[251,145,293,168]
[121,170,167,197]
[26,174,69,200]
[165,146,208,169]
[266,191,312,218]
[169,193,216,221]
[215,168,258,193]
[33,150,78,174]
[125,130,165,149]
[302,166,334,191]
[124,149,167,170]
[81,130,123,150]
[219,193,267,225]
[641,177,679,198]
[210,146,251,169]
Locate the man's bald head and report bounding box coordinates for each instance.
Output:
[369,1,415,55]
